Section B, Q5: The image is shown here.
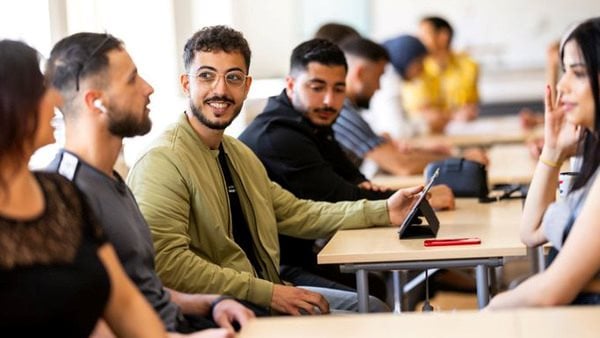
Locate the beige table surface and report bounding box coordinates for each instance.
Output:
[415,115,541,148]
[318,198,526,265]
[371,143,539,190]
[237,306,600,338]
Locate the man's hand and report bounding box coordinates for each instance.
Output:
[89,320,115,338]
[358,180,391,192]
[454,103,479,121]
[428,185,455,210]
[212,299,255,331]
[271,284,329,315]
[519,108,544,130]
[462,147,489,166]
[422,108,451,134]
[526,137,544,160]
[387,185,424,225]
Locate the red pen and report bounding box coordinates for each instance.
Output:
[424,237,481,247]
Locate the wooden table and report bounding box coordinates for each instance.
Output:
[415,115,541,148]
[237,306,600,338]
[318,199,527,312]
[371,143,539,190]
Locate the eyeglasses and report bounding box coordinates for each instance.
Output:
[75,34,111,91]
[187,69,248,88]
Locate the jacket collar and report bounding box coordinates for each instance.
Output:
[177,112,232,158]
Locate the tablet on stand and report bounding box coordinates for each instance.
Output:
[398,168,440,239]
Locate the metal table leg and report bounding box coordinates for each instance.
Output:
[529,246,546,273]
[400,270,409,311]
[356,269,369,313]
[392,270,402,313]
[475,264,489,308]
[340,258,503,312]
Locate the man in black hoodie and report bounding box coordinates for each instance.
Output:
[239,39,454,301]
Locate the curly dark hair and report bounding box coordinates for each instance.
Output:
[0,40,46,194]
[289,38,347,76]
[183,25,251,73]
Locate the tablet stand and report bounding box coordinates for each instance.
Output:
[398,198,439,239]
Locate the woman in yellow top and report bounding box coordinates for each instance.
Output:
[402,16,479,131]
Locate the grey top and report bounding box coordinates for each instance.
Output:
[543,167,599,250]
[47,150,181,331]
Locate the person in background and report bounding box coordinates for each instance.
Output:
[127,25,426,315]
[314,22,360,45]
[44,32,253,337]
[0,39,166,337]
[488,17,600,308]
[315,24,486,176]
[334,36,486,176]
[239,38,455,304]
[403,16,480,126]
[368,35,441,138]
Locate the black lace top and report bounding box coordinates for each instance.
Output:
[0,172,110,337]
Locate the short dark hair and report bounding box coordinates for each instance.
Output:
[421,16,454,44]
[561,17,600,191]
[339,37,389,63]
[183,25,251,73]
[314,22,360,45]
[47,32,122,92]
[289,38,347,75]
[0,40,46,192]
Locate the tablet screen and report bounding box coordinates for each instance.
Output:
[398,168,440,233]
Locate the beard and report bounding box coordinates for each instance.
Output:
[106,105,152,138]
[189,97,241,130]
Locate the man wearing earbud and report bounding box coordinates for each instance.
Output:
[94,99,107,112]
[44,32,256,337]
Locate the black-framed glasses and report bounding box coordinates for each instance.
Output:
[75,34,111,91]
[187,69,248,88]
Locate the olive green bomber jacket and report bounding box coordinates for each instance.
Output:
[127,114,391,308]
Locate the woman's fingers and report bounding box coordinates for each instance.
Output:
[544,84,554,115]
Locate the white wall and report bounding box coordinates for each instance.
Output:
[219,0,600,77]
[210,0,600,105]
[371,0,600,71]
[223,0,600,104]
[232,0,298,78]
[4,0,600,166]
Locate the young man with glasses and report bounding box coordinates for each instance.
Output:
[128,25,426,315]
[45,32,254,337]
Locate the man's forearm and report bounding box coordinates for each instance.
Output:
[166,288,219,316]
[366,142,445,175]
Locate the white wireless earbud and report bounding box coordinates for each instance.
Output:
[93,99,107,113]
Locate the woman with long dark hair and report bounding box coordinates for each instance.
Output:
[489,17,600,308]
[0,39,167,337]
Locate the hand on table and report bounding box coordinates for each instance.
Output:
[271,284,329,316]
